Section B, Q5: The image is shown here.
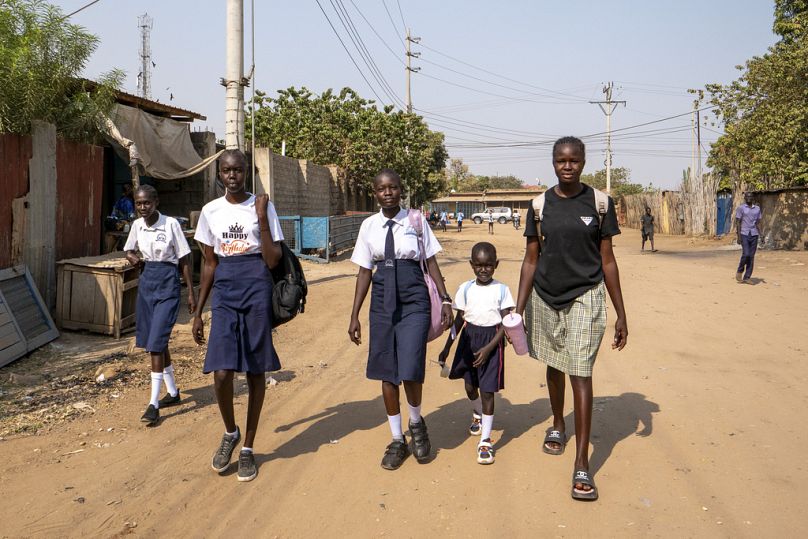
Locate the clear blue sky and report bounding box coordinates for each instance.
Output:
[55,0,778,189]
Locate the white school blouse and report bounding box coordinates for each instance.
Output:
[194,194,284,257]
[124,213,191,264]
[350,208,441,270]
[453,279,516,327]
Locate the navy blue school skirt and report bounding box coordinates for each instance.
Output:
[136,261,180,353]
[368,259,430,384]
[203,254,281,374]
[449,323,505,392]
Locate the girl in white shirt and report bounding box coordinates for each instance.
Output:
[124,185,196,426]
[349,169,453,471]
[192,150,284,482]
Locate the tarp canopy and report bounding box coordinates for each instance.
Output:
[103,104,222,180]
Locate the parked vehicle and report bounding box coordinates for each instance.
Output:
[471,207,512,224]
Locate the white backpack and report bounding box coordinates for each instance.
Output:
[532,186,609,250]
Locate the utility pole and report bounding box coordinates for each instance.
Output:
[696,106,702,182]
[589,82,625,194]
[137,13,153,99]
[222,0,245,150]
[405,29,420,113]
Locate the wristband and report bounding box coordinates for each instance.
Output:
[442,300,453,306]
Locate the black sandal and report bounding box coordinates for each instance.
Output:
[381,437,410,470]
[571,469,598,501]
[542,429,566,455]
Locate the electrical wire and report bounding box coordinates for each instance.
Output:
[60,0,103,20]
[381,0,406,46]
[313,0,387,105]
[347,0,406,65]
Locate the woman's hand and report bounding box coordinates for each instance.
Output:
[256,193,269,221]
[441,304,453,329]
[348,317,362,345]
[612,317,628,350]
[192,315,206,345]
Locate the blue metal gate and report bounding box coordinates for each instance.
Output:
[716,193,733,235]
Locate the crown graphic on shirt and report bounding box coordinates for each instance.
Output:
[229,223,244,234]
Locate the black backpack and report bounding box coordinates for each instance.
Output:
[269,242,307,326]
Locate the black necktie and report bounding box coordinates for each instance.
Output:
[384,219,396,313]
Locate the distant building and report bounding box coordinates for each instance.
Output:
[429,186,546,216]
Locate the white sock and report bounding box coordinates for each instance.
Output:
[226,427,239,439]
[471,397,482,416]
[241,446,253,453]
[149,372,163,408]
[481,414,494,441]
[162,364,178,396]
[388,414,403,441]
[408,403,422,424]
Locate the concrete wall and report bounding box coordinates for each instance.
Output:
[253,147,373,216]
[757,188,808,250]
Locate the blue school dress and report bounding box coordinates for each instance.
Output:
[194,195,285,374]
[351,209,442,384]
[124,213,191,353]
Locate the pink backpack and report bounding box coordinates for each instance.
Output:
[407,210,445,342]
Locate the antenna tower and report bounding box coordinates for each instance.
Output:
[137,13,153,99]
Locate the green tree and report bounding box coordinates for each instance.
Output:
[247,87,448,204]
[0,0,122,141]
[579,167,645,196]
[705,0,808,189]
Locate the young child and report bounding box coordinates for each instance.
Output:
[438,242,515,464]
[192,150,284,482]
[487,209,495,235]
[124,185,196,426]
[349,169,453,471]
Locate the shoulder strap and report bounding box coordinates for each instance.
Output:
[407,209,422,236]
[531,193,546,222]
[531,193,547,251]
[499,282,507,304]
[593,188,609,229]
[462,280,474,305]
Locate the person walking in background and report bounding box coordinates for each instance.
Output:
[513,210,521,230]
[439,209,449,232]
[457,210,465,232]
[487,209,495,235]
[640,207,656,252]
[735,192,762,282]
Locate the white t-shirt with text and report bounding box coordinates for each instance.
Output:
[194,194,284,257]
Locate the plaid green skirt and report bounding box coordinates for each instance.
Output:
[524,282,607,377]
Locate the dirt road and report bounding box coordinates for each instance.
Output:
[1,222,807,537]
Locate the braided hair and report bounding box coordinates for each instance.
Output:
[552,136,585,158]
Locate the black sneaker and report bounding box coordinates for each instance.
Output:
[237,450,258,482]
[380,437,410,470]
[158,390,181,407]
[140,404,159,425]
[211,428,241,473]
[409,418,431,463]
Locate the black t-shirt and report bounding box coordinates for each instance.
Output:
[524,184,620,309]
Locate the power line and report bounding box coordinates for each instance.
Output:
[396,0,408,33]
[313,0,386,104]
[417,70,584,105]
[60,0,103,20]
[418,42,591,102]
[330,0,404,107]
[347,0,405,65]
[381,0,405,46]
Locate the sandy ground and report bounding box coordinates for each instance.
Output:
[1,222,807,538]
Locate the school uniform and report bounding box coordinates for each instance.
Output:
[124,213,191,353]
[351,208,441,384]
[449,279,515,392]
[194,194,284,374]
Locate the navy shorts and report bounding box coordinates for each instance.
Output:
[136,262,180,353]
[367,260,430,384]
[449,323,504,392]
[203,254,281,374]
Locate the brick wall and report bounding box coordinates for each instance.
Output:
[253,147,372,216]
